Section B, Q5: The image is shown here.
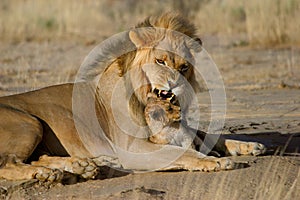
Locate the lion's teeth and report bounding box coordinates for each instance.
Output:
[161,91,168,95]
[169,94,177,104]
[152,88,176,104]
[160,90,173,98]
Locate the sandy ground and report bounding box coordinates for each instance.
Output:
[0,37,299,199]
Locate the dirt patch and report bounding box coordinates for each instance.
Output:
[2,156,299,199]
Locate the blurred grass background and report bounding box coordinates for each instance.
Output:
[0,0,299,46]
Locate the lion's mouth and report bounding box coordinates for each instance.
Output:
[153,88,177,104]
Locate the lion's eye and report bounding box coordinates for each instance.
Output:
[156,59,166,66]
[179,64,189,73]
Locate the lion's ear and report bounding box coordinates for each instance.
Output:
[129,28,158,48]
[129,30,144,47]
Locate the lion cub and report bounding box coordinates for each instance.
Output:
[144,90,194,148]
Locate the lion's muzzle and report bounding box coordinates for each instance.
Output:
[153,88,177,104]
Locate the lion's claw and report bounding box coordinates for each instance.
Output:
[34,168,63,183]
[70,158,98,179]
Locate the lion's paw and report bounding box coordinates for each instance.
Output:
[216,157,235,170]
[70,158,98,179]
[225,140,266,156]
[34,167,63,183]
[193,157,234,172]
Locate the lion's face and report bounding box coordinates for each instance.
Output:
[126,29,201,111]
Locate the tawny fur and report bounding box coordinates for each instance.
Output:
[0,13,266,183]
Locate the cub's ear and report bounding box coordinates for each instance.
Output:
[187,37,203,53]
[129,30,144,48]
[194,37,202,46]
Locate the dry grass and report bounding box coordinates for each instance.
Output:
[0,0,299,46]
[195,0,300,46]
[0,0,172,42]
[245,0,300,45]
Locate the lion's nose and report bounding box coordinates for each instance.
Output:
[168,80,178,90]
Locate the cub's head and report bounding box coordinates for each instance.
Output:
[120,13,202,110]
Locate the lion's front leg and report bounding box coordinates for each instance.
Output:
[31,155,99,180]
[162,149,234,172]
[0,155,62,183]
[212,135,266,156]
[223,139,266,156]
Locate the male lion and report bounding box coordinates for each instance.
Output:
[0,13,265,183]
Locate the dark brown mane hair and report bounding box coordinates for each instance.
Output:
[135,12,198,38]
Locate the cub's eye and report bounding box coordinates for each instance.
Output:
[155,59,166,66]
[179,64,189,73]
